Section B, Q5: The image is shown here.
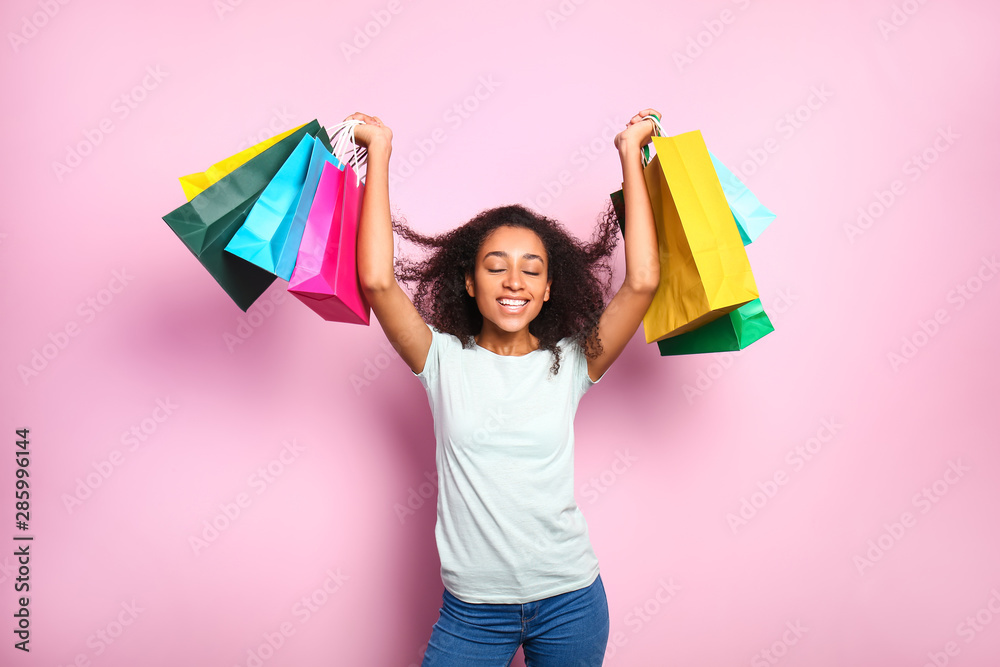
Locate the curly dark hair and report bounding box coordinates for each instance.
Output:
[391,201,621,375]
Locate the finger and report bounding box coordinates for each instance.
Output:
[626,110,658,126]
[627,116,656,131]
[344,112,375,123]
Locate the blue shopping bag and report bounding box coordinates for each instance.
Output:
[273,132,346,280]
[224,128,333,276]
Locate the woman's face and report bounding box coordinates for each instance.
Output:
[465,225,552,334]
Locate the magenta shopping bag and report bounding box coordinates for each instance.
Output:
[287,159,370,325]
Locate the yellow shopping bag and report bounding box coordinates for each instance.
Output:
[640,129,758,342]
[178,122,308,200]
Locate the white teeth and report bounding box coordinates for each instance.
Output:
[499,299,527,307]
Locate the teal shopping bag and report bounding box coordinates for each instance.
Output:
[612,152,777,248]
[708,152,776,246]
[274,133,344,281]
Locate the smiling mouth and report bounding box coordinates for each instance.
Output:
[498,298,528,312]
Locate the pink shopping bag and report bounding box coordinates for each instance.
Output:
[287,159,370,324]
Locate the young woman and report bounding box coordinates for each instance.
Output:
[351,108,660,666]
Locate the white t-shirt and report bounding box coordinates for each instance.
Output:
[413,324,604,603]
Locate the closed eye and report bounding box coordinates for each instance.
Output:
[487,268,540,275]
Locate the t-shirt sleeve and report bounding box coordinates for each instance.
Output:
[571,338,603,400]
[413,324,441,389]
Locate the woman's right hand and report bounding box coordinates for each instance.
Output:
[614,108,660,154]
[344,112,392,150]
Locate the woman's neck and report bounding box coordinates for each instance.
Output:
[474,325,539,356]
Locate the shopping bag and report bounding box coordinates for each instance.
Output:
[178,122,308,201]
[656,298,773,356]
[708,152,775,246]
[613,155,775,249]
[223,128,333,276]
[162,120,321,311]
[611,128,758,342]
[287,157,370,324]
[273,130,345,281]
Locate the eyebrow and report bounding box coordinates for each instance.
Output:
[483,250,545,264]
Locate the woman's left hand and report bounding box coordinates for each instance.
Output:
[614,108,662,153]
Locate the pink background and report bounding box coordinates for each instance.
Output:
[3,0,1000,665]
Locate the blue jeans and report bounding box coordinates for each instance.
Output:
[421,574,610,667]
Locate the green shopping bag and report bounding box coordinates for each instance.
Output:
[656,298,773,356]
[162,120,321,310]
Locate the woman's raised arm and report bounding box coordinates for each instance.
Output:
[585,109,662,383]
[351,113,432,375]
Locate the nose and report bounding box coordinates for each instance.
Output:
[502,269,523,291]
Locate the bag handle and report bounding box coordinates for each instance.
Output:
[327,119,367,186]
[329,119,362,160]
[639,113,664,168]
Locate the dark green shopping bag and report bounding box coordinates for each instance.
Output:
[162,120,322,311]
